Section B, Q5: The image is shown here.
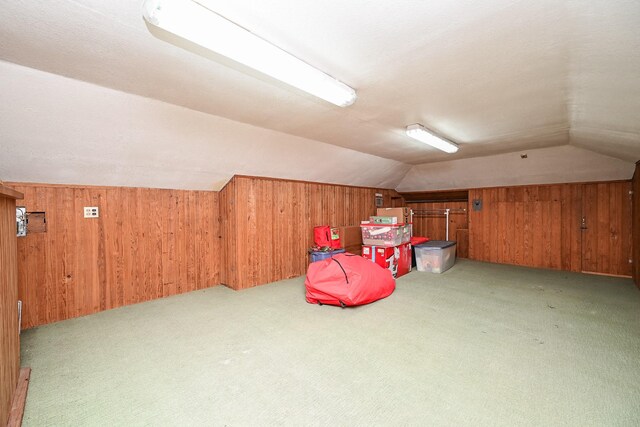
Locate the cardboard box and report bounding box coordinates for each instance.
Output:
[369,216,398,225]
[377,207,412,224]
[362,242,412,278]
[336,225,363,255]
[360,223,412,247]
[338,225,362,247]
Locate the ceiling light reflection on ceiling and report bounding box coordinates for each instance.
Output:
[142,0,357,107]
[405,123,459,153]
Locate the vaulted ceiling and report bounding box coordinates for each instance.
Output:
[0,0,638,190]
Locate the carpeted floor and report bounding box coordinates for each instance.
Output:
[20,259,640,426]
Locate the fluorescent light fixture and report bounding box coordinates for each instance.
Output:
[405,123,459,153]
[142,0,357,107]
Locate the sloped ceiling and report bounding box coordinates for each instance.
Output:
[397,145,635,192]
[0,61,409,190]
[0,0,638,190]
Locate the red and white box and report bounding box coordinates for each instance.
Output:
[362,242,412,278]
[360,222,412,247]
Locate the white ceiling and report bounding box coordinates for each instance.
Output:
[0,0,638,182]
[0,60,410,191]
[397,145,635,192]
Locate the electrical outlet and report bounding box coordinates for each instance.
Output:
[84,207,99,218]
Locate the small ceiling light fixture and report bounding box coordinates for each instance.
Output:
[142,0,357,107]
[405,123,459,153]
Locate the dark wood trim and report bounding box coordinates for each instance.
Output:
[399,190,469,203]
[7,368,30,427]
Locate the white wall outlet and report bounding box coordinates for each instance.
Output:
[84,207,99,218]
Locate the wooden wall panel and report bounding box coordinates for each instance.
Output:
[407,201,469,258]
[0,186,22,426]
[220,176,397,290]
[581,182,633,277]
[8,183,220,329]
[469,183,583,271]
[218,179,237,289]
[633,162,640,288]
[468,181,631,276]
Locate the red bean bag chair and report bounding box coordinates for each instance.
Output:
[305,253,395,307]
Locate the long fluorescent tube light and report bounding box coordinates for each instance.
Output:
[142,0,357,107]
[405,123,459,153]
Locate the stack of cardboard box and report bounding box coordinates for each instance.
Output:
[360,207,413,278]
[312,208,414,277]
[375,207,412,225]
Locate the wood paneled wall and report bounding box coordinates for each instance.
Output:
[219,176,397,290]
[581,182,633,276]
[468,184,582,271]
[633,162,640,288]
[0,186,22,426]
[407,202,469,258]
[468,182,632,276]
[10,176,634,330]
[8,183,220,329]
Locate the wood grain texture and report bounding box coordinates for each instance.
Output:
[7,368,30,427]
[407,201,469,257]
[468,182,631,276]
[219,176,397,290]
[0,188,22,426]
[398,190,468,203]
[634,162,640,288]
[9,176,633,335]
[581,182,633,277]
[7,183,220,329]
[0,186,23,200]
[456,229,469,259]
[469,183,581,271]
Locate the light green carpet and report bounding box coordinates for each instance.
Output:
[21,260,640,426]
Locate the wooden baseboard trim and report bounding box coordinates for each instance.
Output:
[7,368,31,427]
[582,271,633,279]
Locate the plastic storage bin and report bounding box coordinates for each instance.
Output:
[410,236,429,267]
[310,248,346,263]
[414,241,456,273]
[360,223,412,247]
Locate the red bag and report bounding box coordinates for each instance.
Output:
[411,236,429,246]
[313,225,341,249]
[305,253,395,307]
